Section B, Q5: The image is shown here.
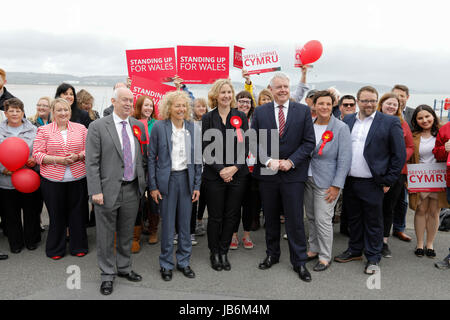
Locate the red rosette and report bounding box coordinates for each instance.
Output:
[318,130,333,156]
[132,125,144,154]
[230,116,243,143]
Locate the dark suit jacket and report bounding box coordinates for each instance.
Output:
[201,108,250,181]
[0,87,15,111]
[343,111,406,187]
[148,119,202,195]
[251,101,316,183]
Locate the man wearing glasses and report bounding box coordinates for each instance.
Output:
[334,86,406,275]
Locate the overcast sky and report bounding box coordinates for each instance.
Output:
[1,0,449,92]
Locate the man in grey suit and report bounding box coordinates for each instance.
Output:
[86,87,147,295]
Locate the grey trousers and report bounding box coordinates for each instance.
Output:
[304,177,340,262]
[94,181,140,282]
[159,170,193,270]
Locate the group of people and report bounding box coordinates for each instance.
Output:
[0,67,449,296]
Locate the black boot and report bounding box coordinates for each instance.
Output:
[220,253,231,271]
[210,253,223,271]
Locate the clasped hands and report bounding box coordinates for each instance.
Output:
[219,166,238,183]
[267,159,293,172]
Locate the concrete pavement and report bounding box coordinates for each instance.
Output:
[0,209,449,300]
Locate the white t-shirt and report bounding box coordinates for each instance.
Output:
[419,136,437,164]
[308,124,328,177]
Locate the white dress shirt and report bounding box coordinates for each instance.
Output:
[349,111,376,178]
[113,112,136,180]
[171,121,188,171]
[266,100,293,168]
[274,100,290,132]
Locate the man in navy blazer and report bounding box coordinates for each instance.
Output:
[334,86,406,275]
[251,72,316,282]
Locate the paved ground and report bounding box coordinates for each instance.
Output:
[0,209,449,300]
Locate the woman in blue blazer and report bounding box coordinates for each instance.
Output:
[303,90,352,271]
[148,90,202,281]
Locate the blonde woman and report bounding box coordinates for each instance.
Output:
[148,90,202,281]
[29,97,52,127]
[202,79,249,271]
[77,89,99,121]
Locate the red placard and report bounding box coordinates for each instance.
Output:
[177,46,229,84]
[233,46,244,69]
[126,48,177,82]
[130,76,176,119]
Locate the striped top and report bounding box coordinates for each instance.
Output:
[33,121,87,181]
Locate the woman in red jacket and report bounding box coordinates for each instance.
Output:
[377,93,414,258]
[433,120,450,201]
[33,98,89,259]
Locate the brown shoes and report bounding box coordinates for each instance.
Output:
[393,231,412,242]
[148,232,158,244]
[131,226,142,253]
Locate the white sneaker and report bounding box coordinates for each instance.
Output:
[191,234,198,246]
[173,234,178,245]
[283,234,288,240]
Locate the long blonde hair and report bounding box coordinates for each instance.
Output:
[208,79,236,109]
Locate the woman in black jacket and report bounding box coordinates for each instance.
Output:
[55,83,92,129]
[202,79,249,271]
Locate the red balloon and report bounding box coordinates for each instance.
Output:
[0,137,30,171]
[11,169,40,193]
[299,40,323,65]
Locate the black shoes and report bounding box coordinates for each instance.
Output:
[425,248,436,258]
[100,281,113,295]
[26,244,38,251]
[176,265,196,278]
[210,253,223,271]
[334,250,363,263]
[313,261,330,272]
[0,252,8,260]
[415,248,424,257]
[160,268,173,281]
[294,265,312,282]
[258,256,279,270]
[381,243,392,258]
[11,248,22,254]
[117,271,142,282]
[220,254,231,271]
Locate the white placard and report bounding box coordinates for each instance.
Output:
[241,48,281,75]
[407,163,446,192]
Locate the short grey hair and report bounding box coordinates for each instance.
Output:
[112,87,132,100]
[269,72,290,88]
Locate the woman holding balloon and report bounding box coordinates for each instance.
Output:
[33,98,89,259]
[0,98,41,253]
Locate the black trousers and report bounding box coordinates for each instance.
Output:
[343,177,384,263]
[205,177,247,254]
[41,177,89,257]
[383,174,407,238]
[234,174,261,233]
[0,188,42,251]
[259,180,308,267]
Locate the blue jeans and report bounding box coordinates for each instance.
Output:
[393,186,408,233]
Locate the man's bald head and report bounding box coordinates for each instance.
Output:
[113,82,127,90]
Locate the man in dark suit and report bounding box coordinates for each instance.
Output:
[86,87,148,295]
[334,86,406,275]
[251,73,316,282]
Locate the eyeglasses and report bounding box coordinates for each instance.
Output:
[342,103,355,107]
[237,99,251,105]
[36,104,49,108]
[358,100,378,104]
